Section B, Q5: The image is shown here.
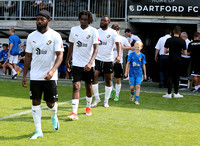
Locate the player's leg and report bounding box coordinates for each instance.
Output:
[2,62,7,75]
[30,81,43,139]
[135,84,140,105]
[84,68,94,115]
[44,80,59,131]
[173,64,183,98]
[163,65,172,98]
[8,55,17,79]
[104,72,113,108]
[92,60,102,107]
[129,77,135,101]
[113,63,123,101]
[67,66,82,120]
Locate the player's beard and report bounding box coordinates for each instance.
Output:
[100,23,108,29]
[37,22,48,33]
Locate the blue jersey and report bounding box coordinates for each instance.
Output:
[9,34,21,56]
[127,51,146,78]
[0,50,8,62]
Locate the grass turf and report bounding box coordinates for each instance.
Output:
[0,80,200,145]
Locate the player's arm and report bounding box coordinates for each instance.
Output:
[142,64,147,80]
[124,61,130,77]
[66,42,73,72]
[44,51,63,80]
[22,52,32,87]
[155,49,159,62]
[8,43,13,57]
[115,42,121,64]
[164,47,168,53]
[84,43,99,72]
[18,42,23,50]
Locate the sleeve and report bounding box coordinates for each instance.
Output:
[127,53,132,62]
[113,31,120,43]
[92,29,100,44]
[142,54,146,65]
[155,39,161,50]
[135,35,141,41]
[25,35,33,53]
[69,28,75,43]
[54,33,64,52]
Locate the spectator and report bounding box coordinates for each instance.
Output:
[7,27,23,79]
[16,41,26,76]
[0,43,9,75]
[30,0,42,17]
[187,32,200,92]
[180,32,191,77]
[4,1,16,17]
[155,29,171,88]
[163,26,187,98]
[40,0,53,12]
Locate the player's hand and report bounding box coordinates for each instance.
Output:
[143,74,147,81]
[124,72,128,78]
[115,56,120,64]
[84,63,92,72]
[66,62,71,72]
[155,56,158,62]
[22,77,28,87]
[44,70,54,80]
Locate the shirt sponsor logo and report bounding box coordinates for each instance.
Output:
[36,48,47,55]
[99,40,107,46]
[132,62,140,67]
[86,35,91,39]
[77,41,87,47]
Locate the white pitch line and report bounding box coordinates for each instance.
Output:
[0,93,105,121]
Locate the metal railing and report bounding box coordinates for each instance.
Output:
[0,0,127,21]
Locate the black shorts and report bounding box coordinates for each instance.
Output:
[72,66,94,83]
[114,63,123,78]
[30,80,58,102]
[95,59,114,73]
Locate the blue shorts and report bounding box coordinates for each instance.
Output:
[129,77,142,86]
[17,63,24,69]
[58,65,67,72]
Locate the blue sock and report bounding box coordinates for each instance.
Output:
[131,91,135,95]
[135,96,139,101]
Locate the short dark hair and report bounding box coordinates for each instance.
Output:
[37,10,51,20]
[10,27,15,33]
[102,15,110,22]
[193,32,200,38]
[173,26,181,35]
[79,10,93,24]
[125,28,131,33]
[2,43,8,47]
[111,24,120,31]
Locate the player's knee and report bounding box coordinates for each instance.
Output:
[73,83,80,91]
[46,102,54,108]
[32,99,41,106]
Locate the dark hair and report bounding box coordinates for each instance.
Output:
[125,28,131,33]
[79,10,93,24]
[2,43,8,47]
[111,24,120,31]
[173,26,181,35]
[193,32,200,38]
[37,10,51,20]
[165,29,171,35]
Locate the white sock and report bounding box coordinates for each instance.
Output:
[86,97,92,108]
[32,105,42,132]
[92,84,100,100]
[12,69,16,74]
[195,86,199,90]
[104,86,112,103]
[72,99,79,114]
[115,84,121,97]
[48,102,57,118]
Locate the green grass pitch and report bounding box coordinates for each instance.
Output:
[0,79,200,145]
